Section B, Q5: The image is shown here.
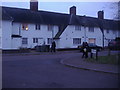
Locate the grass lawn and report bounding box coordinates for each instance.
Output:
[86,54,120,65]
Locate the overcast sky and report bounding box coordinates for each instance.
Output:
[1,0,119,20]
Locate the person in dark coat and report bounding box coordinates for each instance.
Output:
[82,42,89,58]
[51,41,56,52]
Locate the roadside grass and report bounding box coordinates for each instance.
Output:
[86,54,120,65]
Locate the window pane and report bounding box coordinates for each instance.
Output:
[47,38,52,44]
[35,24,37,30]
[22,38,28,44]
[33,38,35,43]
[36,38,38,43]
[89,27,94,32]
[22,24,28,30]
[75,26,81,30]
[35,24,40,30]
[88,38,96,44]
[73,38,81,45]
[33,38,39,43]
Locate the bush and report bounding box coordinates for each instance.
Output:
[19,47,30,53]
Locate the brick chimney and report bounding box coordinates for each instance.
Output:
[30,0,38,11]
[70,6,76,15]
[98,10,104,19]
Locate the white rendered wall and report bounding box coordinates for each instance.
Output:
[0,20,2,49]
[19,23,59,48]
[2,21,120,49]
[12,38,21,49]
[12,22,21,35]
[2,20,12,49]
[59,25,103,48]
[104,29,120,46]
[59,25,82,48]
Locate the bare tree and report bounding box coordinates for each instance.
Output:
[109,2,119,20]
[118,1,120,20]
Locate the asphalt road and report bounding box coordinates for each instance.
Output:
[2,51,118,88]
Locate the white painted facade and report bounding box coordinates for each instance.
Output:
[0,20,2,49]
[1,21,59,50]
[59,25,119,48]
[1,20,120,50]
[104,29,119,46]
[2,20,12,50]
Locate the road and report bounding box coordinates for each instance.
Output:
[2,51,118,88]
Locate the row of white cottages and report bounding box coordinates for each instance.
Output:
[0,5,120,50]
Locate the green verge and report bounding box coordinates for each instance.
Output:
[86,54,120,65]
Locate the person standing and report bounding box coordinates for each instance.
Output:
[51,41,56,52]
[82,42,89,58]
[85,42,89,58]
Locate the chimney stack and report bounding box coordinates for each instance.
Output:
[98,10,104,19]
[30,0,38,11]
[70,6,76,15]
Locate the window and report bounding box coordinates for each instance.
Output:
[35,24,41,30]
[22,38,28,44]
[88,27,94,32]
[33,38,38,43]
[73,38,81,45]
[88,38,96,44]
[48,25,54,31]
[106,30,109,33]
[47,38,52,44]
[75,25,81,30]
[22,24,28,30]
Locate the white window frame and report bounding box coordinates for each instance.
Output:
[33,38,38,43]
[73,38,81,45]
[22,38,28,45]
[22,24,28,30]
[88,38,96,44]
[88,27,94,32]
[35,24,41,30]
[47,38,53,44]
[75,25,81,31]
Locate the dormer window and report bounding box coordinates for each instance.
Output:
[88,27,94,32]
[22,24,28,30]
[75,25,81,31]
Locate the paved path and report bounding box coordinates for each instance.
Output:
[61,56,118,74]
[60,50,119,74]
